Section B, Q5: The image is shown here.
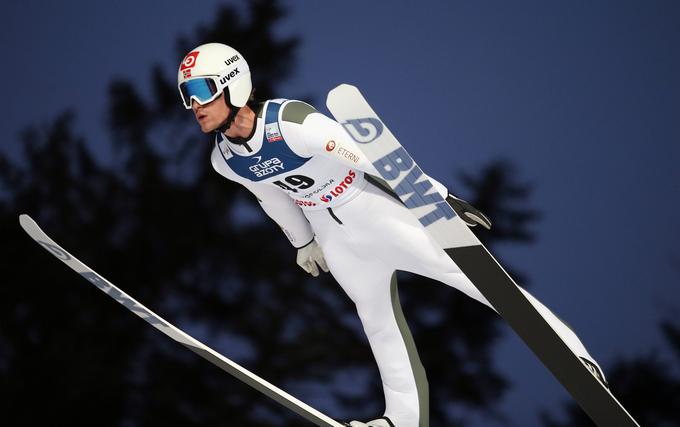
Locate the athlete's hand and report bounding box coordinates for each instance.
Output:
[446,194,492,230]
[296,239,329,277]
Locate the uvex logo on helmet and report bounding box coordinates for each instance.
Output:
[219,68,241,85]
[224,55,240,66]
[177,43,253,109]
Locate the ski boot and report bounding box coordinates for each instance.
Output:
[445,194,492,229]
[344,416,395,427]
[580,357,609,388]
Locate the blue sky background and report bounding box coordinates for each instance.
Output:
[2,1,679,425]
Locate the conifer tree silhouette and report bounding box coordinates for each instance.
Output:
[0,2,550,426]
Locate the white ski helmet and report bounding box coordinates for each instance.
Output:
[177,43,252,109]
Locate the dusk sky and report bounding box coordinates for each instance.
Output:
[2,1,679,425]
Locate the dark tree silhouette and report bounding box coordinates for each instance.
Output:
[1,113,134,427]
[1,1,547,426]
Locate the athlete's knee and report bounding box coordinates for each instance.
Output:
[356,305,394,337]
[383,372,420,394]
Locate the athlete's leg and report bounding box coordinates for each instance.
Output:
[344,185,599,366]
[323,247,427,427]
[394,220,599,365]
[306,208,428,427]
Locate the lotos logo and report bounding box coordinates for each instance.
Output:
[181,51,200,71]
[325,140,336,151]
[342,118,384,144]
[320,170,356,203]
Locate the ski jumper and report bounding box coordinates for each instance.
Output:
[211,99,597,427]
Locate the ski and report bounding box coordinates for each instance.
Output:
[19,214,345,427]
[326,84,640,427]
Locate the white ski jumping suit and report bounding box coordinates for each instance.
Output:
[211,99,598,427]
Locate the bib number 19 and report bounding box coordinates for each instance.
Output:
[273,175,315,193]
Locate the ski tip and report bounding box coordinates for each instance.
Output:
[326,83,360,106]
[19,214,36,231]
[329,83,357,92]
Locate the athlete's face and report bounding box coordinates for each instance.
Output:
[192,92,230,133]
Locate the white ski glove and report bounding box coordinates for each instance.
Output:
[446,193,492,230]
[296,239,329,277]
[345,417,394,427]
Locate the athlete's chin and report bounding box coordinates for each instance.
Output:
[198,121,216,134]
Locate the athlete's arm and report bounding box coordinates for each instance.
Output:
[211,146,314,247]
[241,179,316,247]
[291,106,450,198]
[280,101,491,229]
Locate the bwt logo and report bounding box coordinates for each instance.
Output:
[38,241,71,261]
[342,118,384,144]
[78,272,170,328]
[374,147,456,227]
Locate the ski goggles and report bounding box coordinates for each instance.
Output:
[178,76,224,109]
